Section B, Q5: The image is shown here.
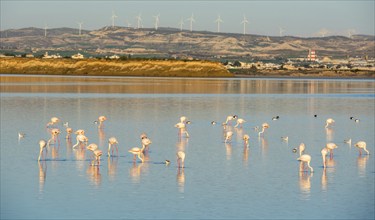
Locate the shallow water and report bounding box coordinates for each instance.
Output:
[1,75,374,219]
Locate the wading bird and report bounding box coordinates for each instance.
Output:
[46,117,60,128]
[66,127,73,140]
[224,131,233,143]
[108,137,119,157]
[38,139,47,161]
[128,145,145,163]
[47,128,60,146]
[354,141,370,155]
[141,135,152,153]
[225,115,238,125]
[177,151,185,168]
[95,116,107,129]
[234,118,246,128]
[72,134,88,148]
[299,143,306,156]
[325,143,338,158]
[325,118,335,128]
[297,154,313,173]
[258,123,269,137]
[87,143,103,165]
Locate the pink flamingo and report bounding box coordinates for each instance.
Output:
[354,141,370,155]
[65,127,73,140]
[73,134,88,149]
[234,118,246,128]
[47,128,60,146]
[243,134,250,147]
[46,117,60,128]
[321,148,329,168]
[325,143,338,158]
[87,144,103,166]
[128,145,145,163]
[108,137,119,157]
[325,118,335,128]
[297,154,314,173]
[258,123,269,137]
[96,116,107,129]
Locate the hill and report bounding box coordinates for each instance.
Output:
[1,26,374,60]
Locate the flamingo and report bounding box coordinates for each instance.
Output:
[141,135,152,152]
[175,122,190,138]
[258,123,269,136]
[180,116,187,123]
[297,154,314,173]
[234,118,246,128]
[325,143,338,158]
[108,137,119,157]
[177,151,185,168]
[128,145,145,163]
[224,131,233,143]
[38,139,47,161]
[87,143,103,165]
[299,143,306,156]
[75,129,85,135]
[225,115,238,125]
[243,134,250,147]
[321,148,329,168]
[46,117,60,128]
[325,118,335,128]
[47,128,60,146]
[66,127,73,140]
[96,116,107,129]
[354,141,370,155]
[73,134,88,148]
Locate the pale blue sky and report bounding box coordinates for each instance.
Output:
[1,0,374,37]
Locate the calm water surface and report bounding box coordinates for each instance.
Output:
[1,75,374,219]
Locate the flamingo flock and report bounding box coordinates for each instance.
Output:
[36,114,370,177]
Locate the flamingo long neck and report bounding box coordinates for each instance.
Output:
[322,155,326,168]
[72,136,80,148]
[258,127,265,136]
[307,161,313,172]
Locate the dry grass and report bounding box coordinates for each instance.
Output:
[0,58,233,77]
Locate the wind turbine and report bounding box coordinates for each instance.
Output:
[126,20,132,28]
[77,22,83,36]
[111,11,118,28]
[279,27,286,37]
[241,15,248,35]
[44,23,48,37]
[178,17,184,31]
[347,29,356,38]
[153,14,160,30]
[136,13,142,29]
[318,28,329,37]
[186,13,195,32]
[215,15,223,33]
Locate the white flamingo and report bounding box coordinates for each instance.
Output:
[47,128,60,146]
[46,117,60,128]
[224,131,233,143]
[234,118,246,128]
[325,142,338,158]
[73,134,88,148]
[243,134,250,147]
[87,143,103,165]
[38,140,47,161]
[66,127,73,140]
[96,116,107,129]
[225,115,238,125]
[108,137,119,157]
[299,143,306,156]
[321,148,329,168]
[297,154,314,173]
[128,145,145,163]
[354,141,370,155]
[258,123,269,136]
[325,118,335,128]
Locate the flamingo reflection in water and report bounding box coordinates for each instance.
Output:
[108,137,119,157]
[107,156,118,182]
[86,165,101,187]
[297,154,314,173]
[354,141,370,155]
[177,166,185,193]
[299,171,313,200]
[38,161,47,194]
[177,151,185,168]
[86,144,103,166]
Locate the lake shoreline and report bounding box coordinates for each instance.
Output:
[1,58,374,79]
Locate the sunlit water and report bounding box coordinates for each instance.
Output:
[1,75,374,219]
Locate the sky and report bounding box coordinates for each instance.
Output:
[1,0,374,37]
